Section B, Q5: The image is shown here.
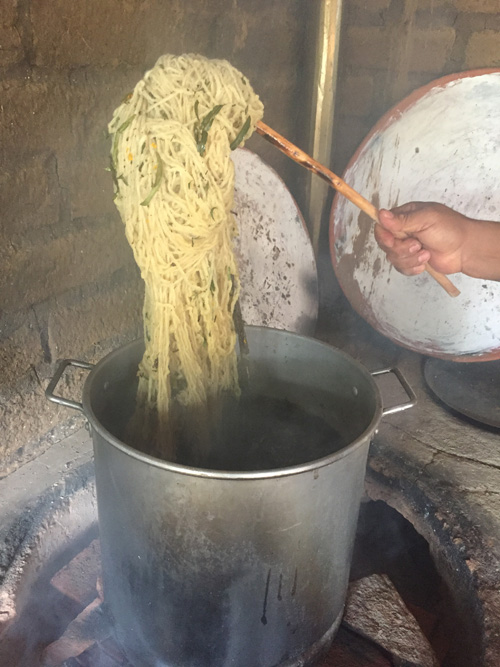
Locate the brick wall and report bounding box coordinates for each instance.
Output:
[0,0,309,476]
[334,0,500,174]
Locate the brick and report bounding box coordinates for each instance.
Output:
[465,30,500,68]
[31,0,185,69]
[0,318,142,476]
[74,641,129,666]
[347,6,385,28]
[48,278,143,360]
[41,597,104,667]
[99,637,129,663]
[1,0,18,23]
[454,11,490,34]
[333,115,374,175]
[0,153,61,236]
[0,312,44,388]
[0,0,22,66]
[0,70,133,165]
[0,25,23,67]
[415,6,460,29]
[408,28,456,73]
[0,308,31,340]
[414,0,449,6]
[64,67,144,148]
[343,25,456,74]
[484,14,500,31]
[0,219,135,313]
[61,152,117,220]
[0,76,83,160]
[350,0,391,9]
[47,69,143,220]
[0,383,69,476]
[454,0,499,12]
[344,27,392,70]
[343,575,439,667]
[50,68,148,221]
[339,75,375,117]
[0,345,109,474]
[51,540,101,607]
[231,4,306,72]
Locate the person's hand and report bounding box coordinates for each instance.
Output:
[374,202,470,276]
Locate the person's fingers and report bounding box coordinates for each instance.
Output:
[386,237,423,257]
[384,247,431,275]
[374,223,395,248]
[377,208,406,236]
[417,250,431,264]
[390,201,427,217]
[402,264,427,276]
[389,201,440,236]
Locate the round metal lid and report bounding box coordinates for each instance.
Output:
[424,357,500,429]
[233,148,318,335]
[330,69,500,362]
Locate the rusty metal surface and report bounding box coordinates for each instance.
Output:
[330,69,500,361]
[232,148,318,335]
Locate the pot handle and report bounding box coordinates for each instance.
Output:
[45,359,94,413]
[371,367,416,416]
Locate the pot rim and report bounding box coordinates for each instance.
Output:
[82,327,383,480]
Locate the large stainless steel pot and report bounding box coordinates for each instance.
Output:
[46,326,415,667]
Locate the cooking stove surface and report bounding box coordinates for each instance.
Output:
[58,629,392,667]
[7,524,429,667]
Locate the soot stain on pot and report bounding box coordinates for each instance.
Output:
[118,555,233,665]
[277,572,283,601]
[261,567,271,625]
[291,567,298,596]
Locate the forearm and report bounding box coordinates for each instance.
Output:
[462,219,500,281]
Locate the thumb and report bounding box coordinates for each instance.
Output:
[378,208,406,237]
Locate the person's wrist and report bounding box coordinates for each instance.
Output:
[460,217,481,277]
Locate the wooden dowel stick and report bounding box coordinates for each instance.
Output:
[256,120,460,298]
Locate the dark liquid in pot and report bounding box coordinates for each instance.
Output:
[130,394,346,471]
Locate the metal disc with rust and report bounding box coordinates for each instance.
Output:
[330,69,500,362]
[424,357,500,428]
[233,148,318,335]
